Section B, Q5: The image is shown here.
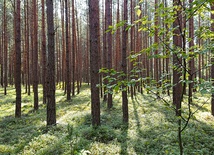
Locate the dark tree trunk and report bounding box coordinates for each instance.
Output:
[15,0,21,118]
[115,0,121,71]
[173,0,183,114]
[33,0,38,110]
[60,0,66,91]
[26,0,30,96]
[71,0,76,96]
[65,0,71,100]
[188,0,195,102]
[154,0,159,86]
[106,0,113,109]
[42,0,47,104]
[3,0,7,95]
[88,0,101,127]
[102,0,108,102]
[46,0,56,126]
[122,0,128,123]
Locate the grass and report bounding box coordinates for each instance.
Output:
[0,84,214,155]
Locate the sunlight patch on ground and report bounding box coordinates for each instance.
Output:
[20,134,59,155]
[196,112,214,124]
[0,144,14,154]
[90,141,121,155]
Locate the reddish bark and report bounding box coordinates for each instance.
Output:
[89,0,101,126]
[122,0,128,123]
[33,0,39,110]
[15,0,22,118]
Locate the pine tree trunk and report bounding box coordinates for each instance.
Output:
[65,0,71,100]
[88,0,101,126]
[3,0,7,95]
[122,0,128,123]
[42,0,47,104]
[46,0,56,126]
[33,0,39,110]
[15,0,21,118]
[106,0,113,109]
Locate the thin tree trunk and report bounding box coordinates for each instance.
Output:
[26,0,30,95]
[71,0,77,96]
[42,0,47,104]
[103,0,108,102]
[3,0,7,95]
[122,0,128,123]
[154,0,159,86]
[173,0,183,154]
[188,0,195,103]
[15,0,21,118]
[115,0,121,71]
[65,0,71,100]
[106,0,113,109]
[60,0,66,91]
[33,0,39,110]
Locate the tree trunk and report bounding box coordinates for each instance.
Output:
[71,0,77,96]
[3,0,7,95]
[106,0,113,109]
[173,0,183,154]
[88,0,101,126]
[15,0,22,118]
[65,0,71,100]
[33,0,39,110]
[42,0,47,104]
[188,0,195,102]
[46,0,56,126]
[115,0,121,71]
[122,0,128,123]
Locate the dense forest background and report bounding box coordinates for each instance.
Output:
[0,0,214,154]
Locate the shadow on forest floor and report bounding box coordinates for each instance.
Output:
[0,85,214,154]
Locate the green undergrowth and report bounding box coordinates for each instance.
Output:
[0,84,214,155]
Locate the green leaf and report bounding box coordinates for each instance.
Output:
[136,9,142,17]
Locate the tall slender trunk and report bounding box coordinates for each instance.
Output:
[115,0,121,71]
[173,0,183,154]
[71,0,77,96]
[122,0,128,123]
[46,0,56,126]
[33,0,39,110]
[3,0,7,95]
[60,0,66,91]
[65,0,71,100]
[154,0,159,86]
[188,0,195,103]
[15,0,21,118]
[42,0,47,104]
[88,0,101,126]
[106,0,113,109]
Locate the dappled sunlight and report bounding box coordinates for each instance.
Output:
[0,85,214,154]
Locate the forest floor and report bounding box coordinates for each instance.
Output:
[0,84,214,155]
